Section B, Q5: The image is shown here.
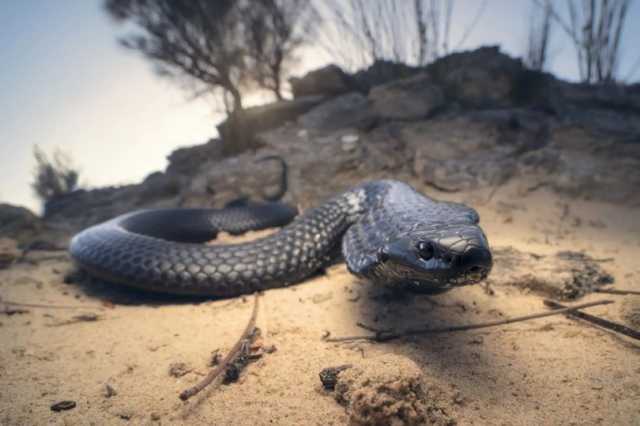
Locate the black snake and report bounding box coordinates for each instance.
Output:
[70,180,492,297]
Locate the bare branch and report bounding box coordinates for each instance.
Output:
[179,293,260,401]
[536,0,633,83]
[312,0,484,70]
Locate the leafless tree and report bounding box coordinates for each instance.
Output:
[105,0,311,108]
[243,0,312,100]
[312,0,487,71]
[525,0,554,71]
[535,0,632,83]
[105,0,249,112]
[105,0,313,152]
[31,146,80,202]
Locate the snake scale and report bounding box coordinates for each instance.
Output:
[70,180,492,297]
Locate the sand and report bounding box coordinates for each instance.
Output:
[1,182,639,425]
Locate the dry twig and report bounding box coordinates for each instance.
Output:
[324,299,613,343]
[543,299,640,341]
[0,298,106,311]
[595,288,640,296]
[179,293,260,401]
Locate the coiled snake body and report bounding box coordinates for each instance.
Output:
[70,180,492,297]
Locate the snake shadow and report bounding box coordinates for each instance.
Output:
[351,281,527,395]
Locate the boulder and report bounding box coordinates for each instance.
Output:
[289,65,354,98]
[427,46,524,108]
[351,59,421,92]
[369,73,445,121]
[298,93,377,131]
[181,153,291,208]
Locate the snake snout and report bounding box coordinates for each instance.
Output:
[457,245,492,278]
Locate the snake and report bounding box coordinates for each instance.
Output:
[70,180,492,297]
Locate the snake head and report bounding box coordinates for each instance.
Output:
[364,224,492,294]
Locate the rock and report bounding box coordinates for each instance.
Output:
[0,238,20,269]
[50,400,76,412]
[181,153,291,208]
[289,65,354,98]
[319,365,353,391]
[255,123,407,207]
[488,247,614,299]
[166,138,224,176]
[369,73,445,120]
[298,92,377,131]
[331,354,455,426]
[352,59,421,93]
[427,46,524,108]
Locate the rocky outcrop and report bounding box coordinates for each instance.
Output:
[166,139,224,176]
[18,46,638,237]
[180,152,291,208]
[369,73,445,121]
[298,93,377,131]
[352,59,421,92]
[289,65,354,98]
[217,96,326,146]
[401,109,545,192]
[427,46,524,108]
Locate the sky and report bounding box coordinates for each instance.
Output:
[1,0,639,212]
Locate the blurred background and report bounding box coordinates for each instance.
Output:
[1,0,639,212]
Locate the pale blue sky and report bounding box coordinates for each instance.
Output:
[1,1,639,212]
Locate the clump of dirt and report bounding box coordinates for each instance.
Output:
[328,354,455,426]
[622,298,640,329]
[489,246,614,299]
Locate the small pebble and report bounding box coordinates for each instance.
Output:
[50,400,76,412]
[319,365,352,391]
[104,383,117,398]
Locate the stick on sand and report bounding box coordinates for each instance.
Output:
[324,299,614,343]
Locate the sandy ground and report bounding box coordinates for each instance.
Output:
[1,182,639,425]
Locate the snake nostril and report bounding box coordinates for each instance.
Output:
[468,265,484,274]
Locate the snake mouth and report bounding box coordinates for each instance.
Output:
[371,238,492,292]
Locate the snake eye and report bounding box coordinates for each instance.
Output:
[416,241,434,261]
